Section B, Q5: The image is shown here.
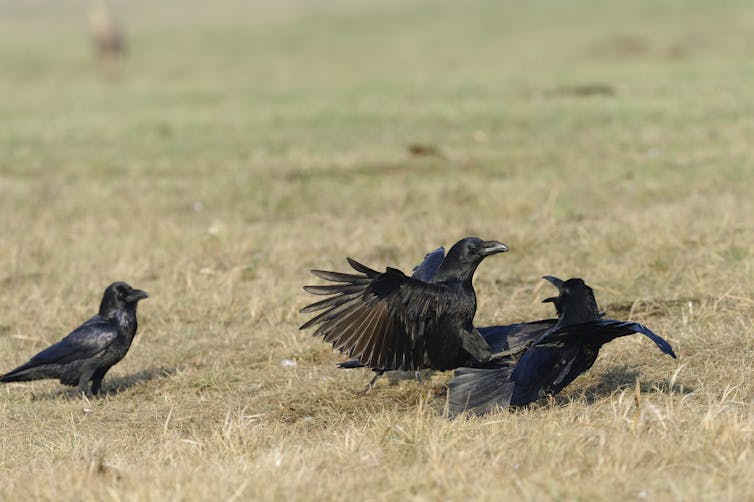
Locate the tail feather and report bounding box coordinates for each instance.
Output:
[447,367,515,416]
[1,362,62,383]
[337,358,367,369]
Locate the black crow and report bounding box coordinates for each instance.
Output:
[447,276,676,415]
[1,282,148,396]
[300,238,509,380]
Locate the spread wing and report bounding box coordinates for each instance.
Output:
[410,246,445,282]
[300,258,453,371]
[478,319,557,353]
[533,319,676,358]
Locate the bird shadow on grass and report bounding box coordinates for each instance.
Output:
[30,366,177,401]
[562,364,693,406]
[102,366,177,396]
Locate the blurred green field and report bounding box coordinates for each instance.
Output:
[0,0,753,500]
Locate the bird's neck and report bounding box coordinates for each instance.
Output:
[113,308,138,338]
[556,303,601,327]
[432,261,479,284]
[101,303,137,321]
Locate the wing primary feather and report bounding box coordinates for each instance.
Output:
[300,291,362,314]
[303,284,367,296]
[346,308,381,361]
[299,296,361,329]
[346,258,380,276]
[309,269,372,283]
[325,304,375,350]
[319,304,366,343]
[372,308,391,369]
[623,322,677,358]
[354,305,384,367]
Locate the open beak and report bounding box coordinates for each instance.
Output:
[479,240,509,256]
[126,289,149,302]
[542,275,564,289]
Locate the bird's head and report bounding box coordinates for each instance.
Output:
[99,281,149,316]
[447,237,509,264]
[542,276,601,324]
[435,237,509,282]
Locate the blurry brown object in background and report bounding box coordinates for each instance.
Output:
[89,1,126,62]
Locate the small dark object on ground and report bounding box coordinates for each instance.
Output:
[407,144,443,157]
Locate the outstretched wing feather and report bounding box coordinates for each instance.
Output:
[300,260,449,371]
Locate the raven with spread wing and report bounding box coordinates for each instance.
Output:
[448,276,676,415]
[300,237,509,377]
[1,282,149,396]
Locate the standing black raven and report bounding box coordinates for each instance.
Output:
[300,237,509,379]
[0,282,148,396]
[447,276,676,415]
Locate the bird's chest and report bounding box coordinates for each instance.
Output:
[114,311,137,338]
[101,315,137,360]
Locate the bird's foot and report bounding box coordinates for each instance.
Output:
[361,371,384,393]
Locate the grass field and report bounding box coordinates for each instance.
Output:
[1,0,753,499]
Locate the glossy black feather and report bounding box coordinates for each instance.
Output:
[476,320,557,355]
[300,237,509,373]
[410,247,445,283]
[447,366,515,414]
[0,282,148,396]
[447,276,677,415]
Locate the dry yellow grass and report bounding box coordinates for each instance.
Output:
[1,0,753,500]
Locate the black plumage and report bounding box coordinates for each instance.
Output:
[335,246,445,387]
[1,282,148,396]
[300,237,509,376]
[447,276,676,415]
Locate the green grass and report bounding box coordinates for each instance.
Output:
[0,0,753,499]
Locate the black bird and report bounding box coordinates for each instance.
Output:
[336,247,548,388]
[1,282,148,396]
[447,276,676,415]
[300,237,509,380]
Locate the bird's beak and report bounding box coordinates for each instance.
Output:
[126,289,149,302]
[542,297,558,304]
[479,240,509,256]
[542,275,564,289]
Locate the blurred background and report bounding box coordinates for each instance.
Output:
[1,0,752,314]
[3,0,753,175]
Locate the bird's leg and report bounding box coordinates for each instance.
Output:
[364,370,384,392]
[90,378,102,396]
[77,368,97,397]
[90,368,108,396]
